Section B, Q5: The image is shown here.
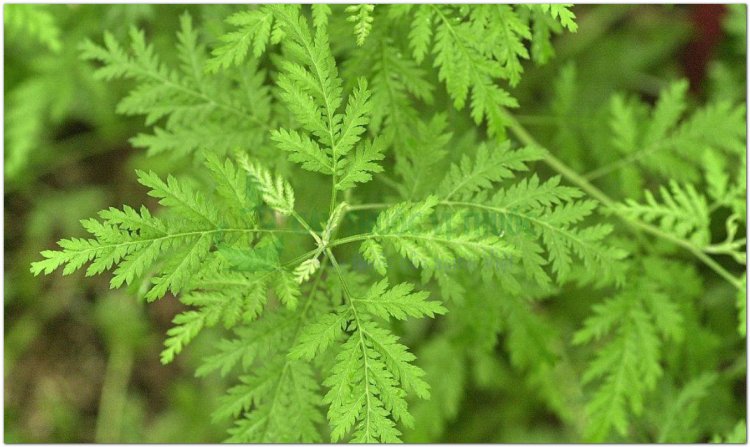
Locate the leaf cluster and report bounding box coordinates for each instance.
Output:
[28,4,746,444]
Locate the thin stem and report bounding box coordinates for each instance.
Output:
[328,233,374,248]
[628,219,745,290]
[283,247,323,269]
[324,248,373,438]
[376,173,403,192]
[206,246,319,298]
[36,228,307,261]
[95,342,134,443]
[584,150,650,181]
[346,203,390,212]
[704,239,747,254]
[258,256,329,441]
[292,26,338,217]
[503,111,615,207]
[516,114,604,131]
[514,114,559,126]
[249,228,312,235]
[330,178,338,216]
[291,210,323,245]
[502,110,744,291]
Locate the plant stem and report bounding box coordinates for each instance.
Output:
[291,210,323,245]
[284,247,323,268]
[258,256,330,441]
[502,110,744,291]
[95,343,133,443]
[330,177,338,217]
[346,203,389,212]
[324,247,374,439]
[583,145,660,181]
[376,173,402,192]
[328,233,373,248]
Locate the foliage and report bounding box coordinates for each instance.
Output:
[21,4,747,443]
[4,4,137,184]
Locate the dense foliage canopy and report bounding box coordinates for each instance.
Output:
[7,3,746,443]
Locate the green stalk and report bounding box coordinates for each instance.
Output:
[95,343,134,443]
[502,110,744,291]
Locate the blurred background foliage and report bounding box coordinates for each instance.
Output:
[3,4,746,442]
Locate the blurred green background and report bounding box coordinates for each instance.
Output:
[4,4,745,443]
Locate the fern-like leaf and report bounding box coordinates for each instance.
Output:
[574,269,683,441]
[617,180,710,246]
[346,4,375,46]
[238,155,296,215]
[335,138,385,191]
[206,7,276,72]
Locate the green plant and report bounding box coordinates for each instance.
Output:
[29,4,746,443]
